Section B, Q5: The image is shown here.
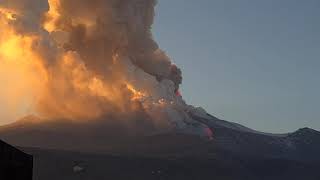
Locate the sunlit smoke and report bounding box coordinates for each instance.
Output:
[0,7,48,123]
[0,0,211,138]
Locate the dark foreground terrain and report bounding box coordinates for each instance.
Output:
[22,146,320,180]
[2,114,320,180]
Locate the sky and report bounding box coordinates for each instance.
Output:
[153,0,320,133]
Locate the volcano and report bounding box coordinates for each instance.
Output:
[1,0,320,179]
[1,112,320,180]
[1,111,320,159]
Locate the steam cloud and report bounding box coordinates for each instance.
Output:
[0,0,211,137]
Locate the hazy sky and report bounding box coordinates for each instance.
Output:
[153,0,320,133]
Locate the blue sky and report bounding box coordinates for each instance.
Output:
[153,0,320,133]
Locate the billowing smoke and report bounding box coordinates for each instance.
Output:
[0,0,211,138]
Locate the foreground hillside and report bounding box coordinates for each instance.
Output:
[22,147,320,180]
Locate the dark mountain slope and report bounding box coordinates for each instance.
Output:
[1,114,320,179]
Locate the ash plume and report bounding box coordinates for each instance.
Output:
[0,0,211,137]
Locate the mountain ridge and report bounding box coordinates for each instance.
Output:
[0,113,319,161]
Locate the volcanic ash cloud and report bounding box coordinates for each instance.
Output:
[0,0,212,138]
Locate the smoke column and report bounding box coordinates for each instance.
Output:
[0,0,211,137]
